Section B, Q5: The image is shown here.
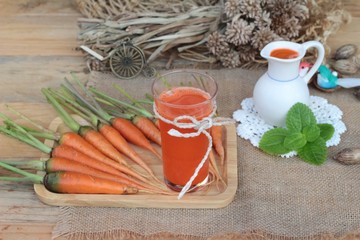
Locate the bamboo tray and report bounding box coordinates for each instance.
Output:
[34,116,238,209]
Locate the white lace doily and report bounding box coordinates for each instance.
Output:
[233,96,347,158]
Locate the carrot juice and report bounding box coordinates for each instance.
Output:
[152,71,218,191]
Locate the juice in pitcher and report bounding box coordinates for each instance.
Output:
[152,71,218,191]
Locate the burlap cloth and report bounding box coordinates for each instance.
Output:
[53,69,360,239]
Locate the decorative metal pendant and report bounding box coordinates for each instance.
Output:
[80,39,156,79]
[109,42,146,79]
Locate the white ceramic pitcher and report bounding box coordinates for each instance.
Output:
[253,41,325,127]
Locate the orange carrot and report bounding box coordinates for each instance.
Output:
[52,144,130,178]
[78,126,128,166]
[211,125,225,164]
[209,149,226,189]
[110,117,162,159]
[58,132,148,183]
[46,157,125,176]
[153,118,160,129]
[44,171,138,194]
[0,162,137,195]
[97,122,159,178]
[132,115,161,146]
[19,157,163,194]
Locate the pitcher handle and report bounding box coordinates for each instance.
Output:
[302,41,325,84]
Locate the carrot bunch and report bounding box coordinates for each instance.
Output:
[0,105,170,195]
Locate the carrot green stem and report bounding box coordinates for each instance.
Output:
[0,159,45,170]
[0,176,35,182]
[0,113,53,154]
[94,97,134,119]
[90,87,153,118]
[71,73,102,111]
[41,88,81,133]
[6,124,59,140]
[135,99,154,105]
[0,161,43,183]
[49,88,97,127]
[105,108,133,119]
[145,93,154,102]
[5,105,53,133]
[62,78,113,123]
[113,83,151,114]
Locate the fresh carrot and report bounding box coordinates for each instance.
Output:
[58,131,148,183]
[111,117,162,159]
[42,88,130,167]
[211,125,225,164]
[44,171,138,194]
[3,157,168,194]
[51,144,132,178]
[153,118,160,130]
[0,161,138,194]
[132,115,161,146]
[97,122,160,180]
[208,149,227,192]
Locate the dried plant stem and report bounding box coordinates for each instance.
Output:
[77,5,221,65]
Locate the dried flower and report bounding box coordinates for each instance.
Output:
[238,0,262,19]
[266,0,308,38]
[251,27,281,50]
[272,16,301,39]
[224,0,240,18]
[254,10,272,28]
[266,0,308,21]
[237,45,257,62]
[225,17,255,45]
[219,49,241,68]
[207,31,230,55]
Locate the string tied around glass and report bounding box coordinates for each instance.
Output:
[153,104,235,199]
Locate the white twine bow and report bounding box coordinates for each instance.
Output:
[153,104,234,199]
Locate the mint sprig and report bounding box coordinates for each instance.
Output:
[259,102,335,165]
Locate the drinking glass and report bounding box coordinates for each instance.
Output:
[152,70,218,191]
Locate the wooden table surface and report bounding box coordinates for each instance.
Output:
[0,0,359,239]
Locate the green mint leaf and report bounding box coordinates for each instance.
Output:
[318,123,335,141]
[297,137,327,165]
[259,128,290,155]
[286,103,317,132]
[283,132,307,150]
[302,125,320,142]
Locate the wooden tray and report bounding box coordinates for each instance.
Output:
[34,117,238,209]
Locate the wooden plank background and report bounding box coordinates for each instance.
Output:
[0,0,359,239]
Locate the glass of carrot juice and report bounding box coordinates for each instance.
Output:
[152,70,218,192]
